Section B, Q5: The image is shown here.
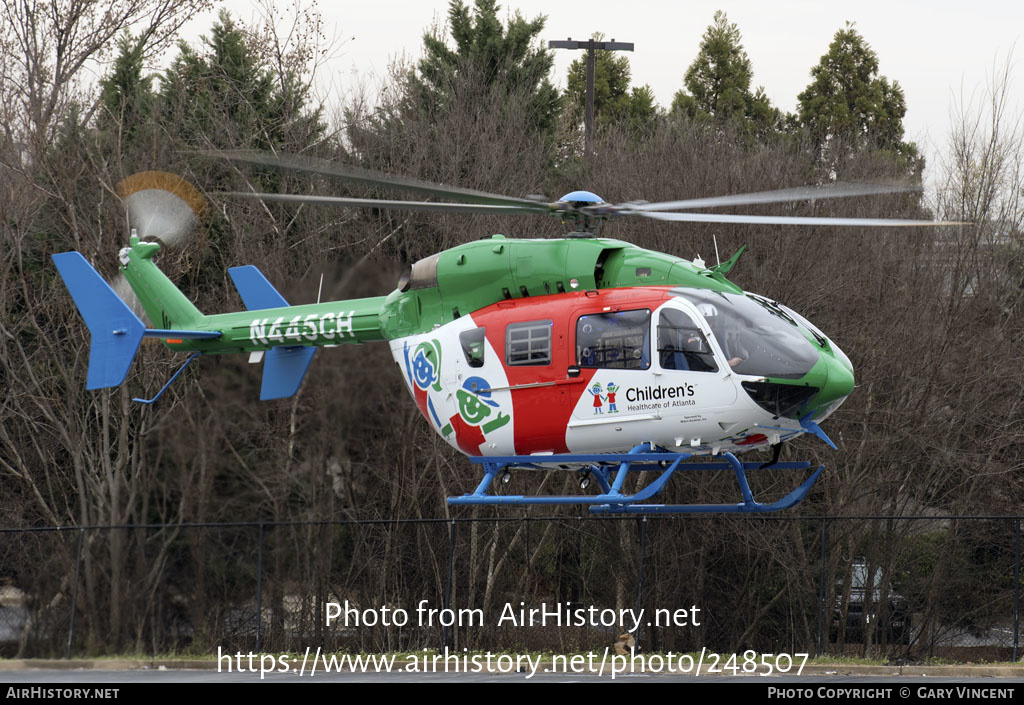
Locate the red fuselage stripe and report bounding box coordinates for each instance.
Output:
[475,288,675,454]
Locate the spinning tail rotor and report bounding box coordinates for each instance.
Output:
[111,171,209,319]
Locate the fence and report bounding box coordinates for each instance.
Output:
[0,515,1020,661]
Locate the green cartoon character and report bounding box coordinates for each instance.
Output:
[443,376,510,437]
[606,382,620,413]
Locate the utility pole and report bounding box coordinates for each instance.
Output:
[548,37,634,158]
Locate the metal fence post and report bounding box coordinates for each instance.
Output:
[256,522,264,653]
[817,518,828,657]
[65,527,85,660]
[1014,517,1020,662]
[635,516,648,649]
[443,519,456,650]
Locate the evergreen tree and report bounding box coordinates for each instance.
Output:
[98,33,154,146]
[672,11,778,136]
[158,10,322,150]
[564,39,659,133]
[412,0,561,132]
[626,85,659,132]
[797,23,920,171]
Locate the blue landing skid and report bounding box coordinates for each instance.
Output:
[447,444,824,514]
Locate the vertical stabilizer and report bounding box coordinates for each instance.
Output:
[52,252,146,389]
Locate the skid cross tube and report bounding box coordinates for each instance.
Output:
[447,444,823,514]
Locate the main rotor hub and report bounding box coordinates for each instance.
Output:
[557,191,608,237]
[558,190,604,204]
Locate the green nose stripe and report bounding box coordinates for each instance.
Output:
[815,352,856,409]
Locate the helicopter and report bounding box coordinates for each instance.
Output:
[51,152,956,514]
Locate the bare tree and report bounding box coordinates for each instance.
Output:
[0,0,211,160]
[936,54,1024,227]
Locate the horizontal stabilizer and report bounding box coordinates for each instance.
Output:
[144,329,222,340]
[53,252,146,389]
[228,265,289,310]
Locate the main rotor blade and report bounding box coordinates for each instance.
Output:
[221,191,550,215]
[627,210,963,227]
[207,150,545,208]
[628,182,922,213]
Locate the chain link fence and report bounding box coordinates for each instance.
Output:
[0,515,1019,660]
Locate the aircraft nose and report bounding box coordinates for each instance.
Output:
[813,347,855,415]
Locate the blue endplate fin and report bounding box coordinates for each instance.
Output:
[260,346,316,400]
[228,265,316,400]
[52,252,146,390]
[228,265,289,310]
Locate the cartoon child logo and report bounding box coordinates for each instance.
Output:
[589,382,606,414]
[456,376,499,425]
[441,376,511,455]
[606,382,620,413]
[405,339,443,392]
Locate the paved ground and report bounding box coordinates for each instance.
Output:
[1,659,1023,683]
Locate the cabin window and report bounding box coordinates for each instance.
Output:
[460,327,486,368]
[506,320,552,366]
[576,309,650,370]
[658,308,717,372]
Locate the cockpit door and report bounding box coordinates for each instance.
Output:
[654,298,736,405]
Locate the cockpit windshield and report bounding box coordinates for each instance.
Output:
[674,289,820,379]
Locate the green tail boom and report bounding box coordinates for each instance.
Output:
[54,237,386,400]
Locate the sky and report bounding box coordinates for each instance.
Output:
[174,0,1024,181]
